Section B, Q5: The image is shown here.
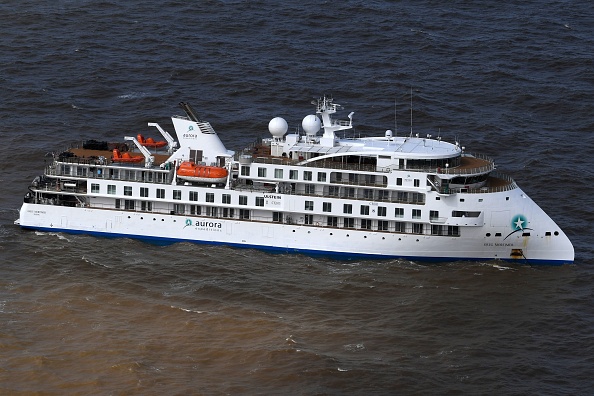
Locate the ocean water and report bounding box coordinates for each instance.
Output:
[1,0,593,394]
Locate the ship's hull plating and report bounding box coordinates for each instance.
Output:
[18,203,574,265]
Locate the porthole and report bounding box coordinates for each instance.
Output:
[486,233,491,237]
[554,231,559,236]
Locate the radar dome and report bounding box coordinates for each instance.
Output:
[302,114,321,135]
[268,117,288,138]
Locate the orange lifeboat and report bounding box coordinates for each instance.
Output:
[112,149,144,163]
[177,161,228,183]
[137,134,167,148]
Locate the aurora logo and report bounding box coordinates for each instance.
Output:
[504,214,532,240]
[184,218,222,229]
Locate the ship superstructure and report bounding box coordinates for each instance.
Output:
[16,97,574,264]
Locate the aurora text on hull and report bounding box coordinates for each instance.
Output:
[16,97,574,264]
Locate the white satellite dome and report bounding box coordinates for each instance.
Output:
[268,117,288,138]
[302,114,321,136]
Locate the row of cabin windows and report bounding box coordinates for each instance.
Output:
[115,200,459,236]
[107,183,423,206]
[307,202,440,220]
[96,184,439,220]
[67,166,168,183]
[244,167,398,186]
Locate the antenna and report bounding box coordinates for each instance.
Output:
[409,87,413,137]
[394,96,398,137]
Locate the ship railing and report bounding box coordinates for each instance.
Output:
[45,164,174,185]
[230,180,425,204]
[433,172,517,194]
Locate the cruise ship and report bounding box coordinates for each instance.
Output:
[16,97,574,265]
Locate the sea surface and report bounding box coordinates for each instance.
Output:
[1,1,594,394]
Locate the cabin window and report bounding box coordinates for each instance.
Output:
[378,190,389,201]
[141,201,152,212]
[328,186,339,197]
[343,204,352,214]
[256,197,264,207]
[222,208,234,218]
[394,222,404,232]
[430,210,439,221]
[239,195,247,205]
[360,219,372,230]
[258,167,267,177]
[323,202,332,212]
[174,204,185,214]
[304,214,313,225]
[414,179,420,187]
[395,207,404,218]
[396,178,402,186]
[360,205,370,216]
[290,170,298,180]
[378,207,387,217]
[190,205,201,215]
[273,212,283,223]
[305,184,316,195]
[124,200,135,210]
[190,150,203,162]
[209,207,217,217]
[363,189,373,199]
[327,216,338,227]
[412,209,421,219]
[156,188,165,199]
[140,187,149,198]
[124,186,132,196]
[107,185,116,195]
[222,194,231,204]
[413,223,424,234]
[432,225,443,235]
[452,211,481,217]
[275,169,283,179]
[411,193,425,204]
[343,218,354,228]
[189,191,198,201]
[448,226,460,236]
[91,183,100,193]
[378,220,389,231]
[303,171,313,181]
[241,166,250,176]
[305,201,314,211]
[173,190,182,200]
[206,193,214,203]
[318,172,327,182]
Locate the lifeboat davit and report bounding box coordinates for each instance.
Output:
[112,149,144,163]
[137,134,167,148]
[177,161,228,183]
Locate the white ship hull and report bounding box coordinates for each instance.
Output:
[18,198,573,264]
